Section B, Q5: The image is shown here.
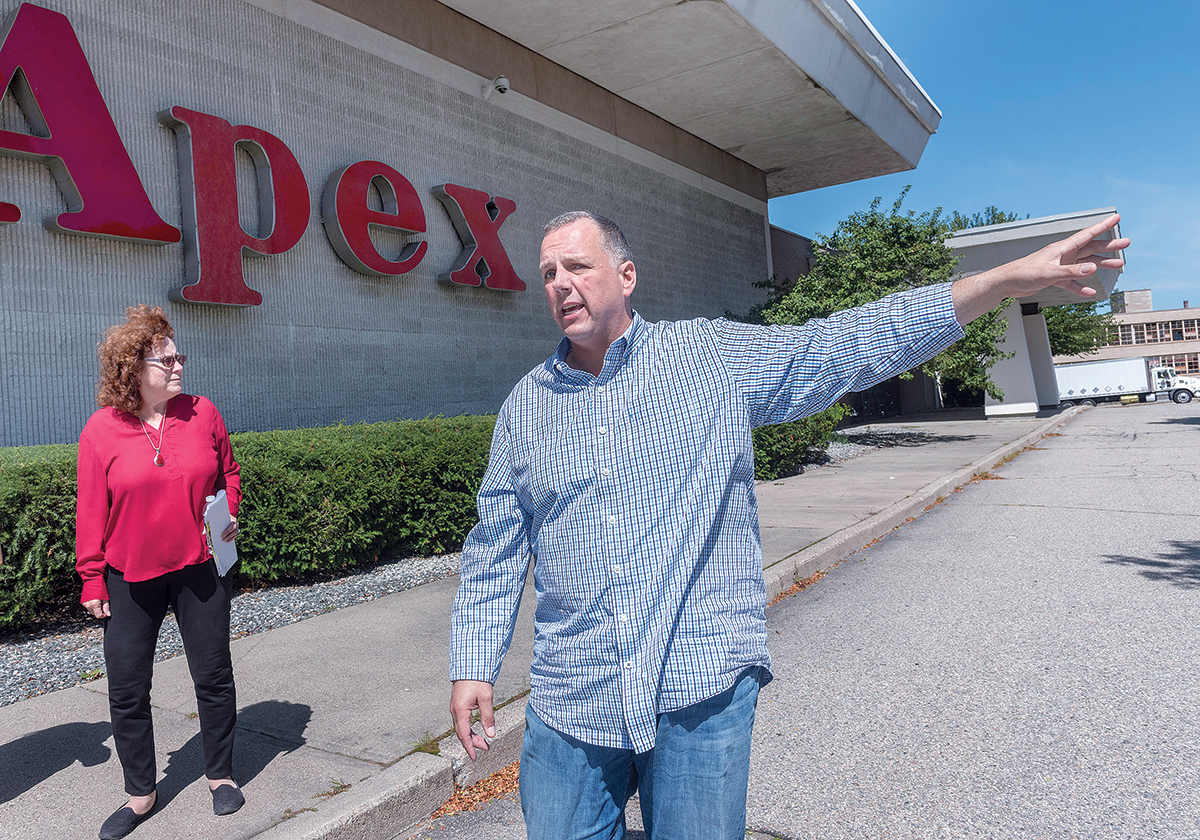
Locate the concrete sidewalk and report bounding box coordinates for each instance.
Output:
[0,408,1075,840]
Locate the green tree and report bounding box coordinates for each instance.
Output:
[764,189,957,324]
[946,206,1026,231]
[760,188,1014,402]
[1043,299,1116,356]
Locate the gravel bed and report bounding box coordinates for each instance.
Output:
[803,426,933,469]
[0,423,929,709]
[0,553,461,707]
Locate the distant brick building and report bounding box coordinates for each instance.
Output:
[1055,289,1200,374]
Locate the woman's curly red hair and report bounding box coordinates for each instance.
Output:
[95,305,174,415]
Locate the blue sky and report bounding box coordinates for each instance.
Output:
[768,0,1199,313]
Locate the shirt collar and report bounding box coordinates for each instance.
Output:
[551,311,646,380]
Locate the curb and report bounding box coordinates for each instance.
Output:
[253,697,528,840]
[761,409,1080,600]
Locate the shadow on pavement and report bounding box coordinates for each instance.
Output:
[235,699,313,784]
[1149,416,1200,426]
[843,431,979,448]
[130,700,313,809]
[0,720,112,803]
[152,696,314,806]
[0,699,311,814]
[1101,540,1200,589]
[156,730,206,808]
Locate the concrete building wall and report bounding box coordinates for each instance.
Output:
[0,0,770,445]
[983,301,1041,417]
[768,225,813,284]
[1110,288,1154,313]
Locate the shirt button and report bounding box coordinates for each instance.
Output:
[598,426,607,435]
[597,384,606,392]
[607,515,616,525]
[600,467,611,477]
[611,564,621,574]
[623,661,632,670]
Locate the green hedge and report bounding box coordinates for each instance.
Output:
[229,417,494,582]
[751,404,850,481]
[0,408,847,630]
[0,444,80,630]
[0,418,494,630]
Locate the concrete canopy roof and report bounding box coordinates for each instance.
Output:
[950,208,1125,308]
[436,0,941,199]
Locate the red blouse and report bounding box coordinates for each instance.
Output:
[76,394,242,603]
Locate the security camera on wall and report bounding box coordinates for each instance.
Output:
[483,75,509,100]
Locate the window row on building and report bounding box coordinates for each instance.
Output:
[1108,319,1200,346]
[1148,353,1200,374]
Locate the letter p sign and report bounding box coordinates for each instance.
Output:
[160,106,310,306]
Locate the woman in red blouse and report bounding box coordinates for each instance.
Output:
[77,305,244,839]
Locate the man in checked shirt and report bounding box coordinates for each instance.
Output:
[449,210,1127,839]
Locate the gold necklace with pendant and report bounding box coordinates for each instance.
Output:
[140,414,167,467]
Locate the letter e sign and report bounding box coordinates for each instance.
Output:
[323,161,428,276]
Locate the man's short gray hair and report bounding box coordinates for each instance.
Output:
[544,211,634,268]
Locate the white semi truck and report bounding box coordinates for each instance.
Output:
[1055,357,1200,406]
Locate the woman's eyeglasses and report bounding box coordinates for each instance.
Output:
[144,354,187,368]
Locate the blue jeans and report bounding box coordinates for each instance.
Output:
[519,668,762,840]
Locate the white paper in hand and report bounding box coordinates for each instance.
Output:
[204,489,239,577]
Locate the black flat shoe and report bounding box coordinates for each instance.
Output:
[99,804,150,840]
[211,784,245,815]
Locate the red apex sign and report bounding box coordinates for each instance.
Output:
[0,2,526,306]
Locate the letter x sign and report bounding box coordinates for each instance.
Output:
[433,184,525,292]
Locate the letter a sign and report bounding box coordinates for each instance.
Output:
[0,3,179,242]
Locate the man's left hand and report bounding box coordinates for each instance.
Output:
[450,679,496,761]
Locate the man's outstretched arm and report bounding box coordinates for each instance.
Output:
[952,214,1129,325]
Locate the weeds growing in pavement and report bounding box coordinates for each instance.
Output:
[411,731,442,756]
[314,779,351,799]
[282,806,318,820]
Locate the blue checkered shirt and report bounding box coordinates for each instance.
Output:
[451,283,964,752]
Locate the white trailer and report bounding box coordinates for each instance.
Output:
[1055,357,1200,406]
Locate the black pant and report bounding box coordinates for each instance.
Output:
[104,561,236,795]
